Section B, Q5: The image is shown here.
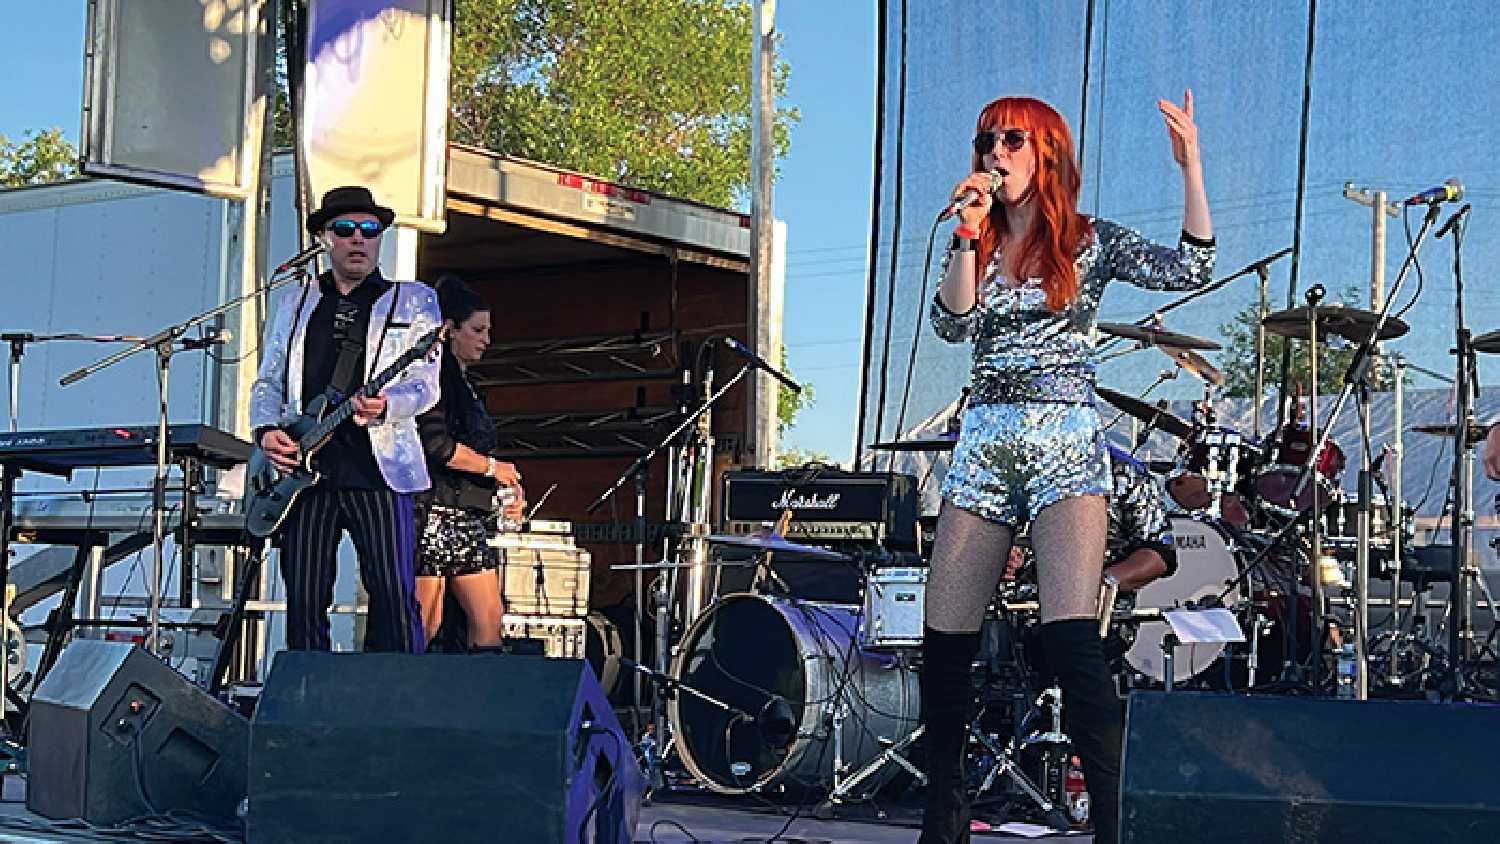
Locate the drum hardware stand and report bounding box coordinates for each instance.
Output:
[58,251,318,656]
[822,723,927,809]
[971,718,1071,832]
[1290,201,1445,696]
[1161,632,1180,692]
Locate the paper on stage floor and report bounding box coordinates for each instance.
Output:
[1164,607,1245,644]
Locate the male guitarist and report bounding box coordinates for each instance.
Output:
[250,186,441,653]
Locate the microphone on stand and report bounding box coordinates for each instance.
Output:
[937,171,1003,221]
[272,241,327,274]
[718,336,802,393]
[1402,179,1464,206]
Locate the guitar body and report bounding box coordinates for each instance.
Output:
[243,396,328,538]
[239,324,444,539]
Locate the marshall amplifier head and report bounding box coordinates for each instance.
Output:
[721,468,918,550]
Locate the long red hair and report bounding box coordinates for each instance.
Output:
[971,97,1092,311]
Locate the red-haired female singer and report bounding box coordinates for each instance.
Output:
[920,93,1214,844]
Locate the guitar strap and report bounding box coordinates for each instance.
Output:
[326,281,402,403]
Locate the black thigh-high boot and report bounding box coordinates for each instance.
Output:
[919,627,982,844]
[1038,618,1123,844]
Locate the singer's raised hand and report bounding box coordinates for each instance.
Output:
[952,171,996,228]
[1158,89,1200,171]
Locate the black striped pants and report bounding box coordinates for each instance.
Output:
[279,486,425,653]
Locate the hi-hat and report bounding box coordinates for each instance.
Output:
[1098,322,1221,351]
[1159,344,1224,385]
[1096,387,1193,439]
[867,431,959,452]
[1474,329,1500,354]
[707,533,851,562]
[1262,304,1409,343]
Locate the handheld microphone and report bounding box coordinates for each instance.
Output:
[1402,178,1463,206]
[273,241,327,274]
[938,171,1003,221]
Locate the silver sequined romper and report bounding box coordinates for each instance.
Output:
[931,218,1215,528]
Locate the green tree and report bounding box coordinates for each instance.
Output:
[449,0,798,208]
[776,343,812,436]
[774,446,836,469]
[1219,285,1391,398]
[0,129,77,187]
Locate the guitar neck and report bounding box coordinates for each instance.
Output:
[301,341,427,451]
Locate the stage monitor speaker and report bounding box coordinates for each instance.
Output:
[81,0,270,198]
[249,652,643,844]
[27,640,249,825]
[1121,690,1500,842]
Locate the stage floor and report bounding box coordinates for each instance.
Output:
[0,778,1087,843]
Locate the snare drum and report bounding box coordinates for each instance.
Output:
[1254,425,1345,512]
[861,567,927,648]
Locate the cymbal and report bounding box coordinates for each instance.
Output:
[1262,304,1409,342]
[1475,329,1500,354]
[1097,322,1222,351]
[1411,422,1493,447]
[1159,344,1224,386]
[867,431,959,452]
[1096,387,1193,439]
[707,533,851,562]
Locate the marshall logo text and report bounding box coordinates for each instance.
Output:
[771,489,843,511]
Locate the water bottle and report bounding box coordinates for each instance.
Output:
[495,483,523,533]
[1336,643,1357,699]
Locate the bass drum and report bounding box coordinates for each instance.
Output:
[1124,516,1244,684]
[669,594,919,796]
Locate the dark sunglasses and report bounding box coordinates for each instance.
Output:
[973,128,1031,156]
[328,219,384,238]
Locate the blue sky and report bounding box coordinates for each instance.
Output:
[0,2,871,464]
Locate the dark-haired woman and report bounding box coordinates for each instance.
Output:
[414,277,525,648]
[919,93,1213,844]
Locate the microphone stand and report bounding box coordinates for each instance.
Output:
[1441,203,1479,697]
[1287,201,1444,696]
[58,254,318,656]
[4,333,147,432]
[1149,246,1293,321]
[585,360,753,796]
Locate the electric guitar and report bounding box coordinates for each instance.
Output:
[243,325,445,537]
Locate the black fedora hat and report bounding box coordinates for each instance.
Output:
[306,185,396,233]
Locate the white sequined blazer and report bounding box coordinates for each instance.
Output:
[249,276,442,494]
